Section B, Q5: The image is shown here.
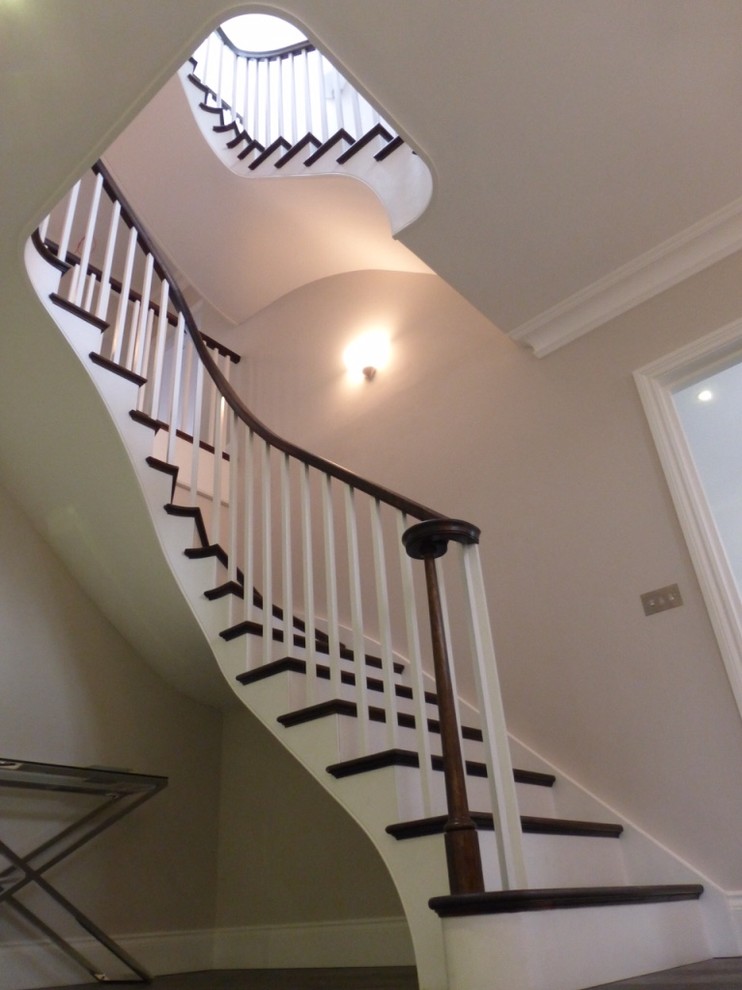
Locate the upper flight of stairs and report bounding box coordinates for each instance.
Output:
[24,156,723,990]
[180,61,433,235]
[188,61,404,171]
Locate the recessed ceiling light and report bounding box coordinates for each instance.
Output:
[697,388,714,403]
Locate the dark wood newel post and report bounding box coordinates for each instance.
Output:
[402,518,484,896]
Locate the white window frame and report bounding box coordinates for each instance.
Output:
[634,318,742,722]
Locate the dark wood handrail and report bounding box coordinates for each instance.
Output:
[90,160,443,522]
[215,26,315,61]
[34,232,240,364]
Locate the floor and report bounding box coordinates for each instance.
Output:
[586,957,742,988]
[38,967,419,990]
[36,958,742,990]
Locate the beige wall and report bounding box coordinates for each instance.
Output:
[216,709,403,927]
[0,480,223,939]
[221,259,742,889]
[0,477,405,953]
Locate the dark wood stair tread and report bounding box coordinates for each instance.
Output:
[221,620,403,673]
[50,293,109,332]
[249,136,292,169]
[336,123,393,164]
[386,813,622,840]
[304,129,354,166]
[274,697,489,744]
[374,134,405,162]
[164,502,209,548]
[326,749,555,790]
[428,884,703,917]
[237,657,420,705]
[89,351,146,386]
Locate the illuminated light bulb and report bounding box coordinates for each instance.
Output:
[697,389,714,403]
[343,330,390,383]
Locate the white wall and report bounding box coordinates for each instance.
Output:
[217,261,742,891]
[0,479,223,942]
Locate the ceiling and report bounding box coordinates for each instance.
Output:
[5,1,742,356]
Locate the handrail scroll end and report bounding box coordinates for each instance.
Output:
[402,519,481,560]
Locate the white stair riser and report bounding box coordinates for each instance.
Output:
[479,831,627,889]
[440,898,708,990]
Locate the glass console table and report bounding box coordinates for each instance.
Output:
[0,757,168,984]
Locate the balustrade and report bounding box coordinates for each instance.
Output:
[191,27,393,148]
[34,158,525,894]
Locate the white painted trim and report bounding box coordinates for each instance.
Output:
[727,892,742,948]
[511,196,742,356]
[213,916,414,969]
[634,320,742,723]
[0,916,412,990]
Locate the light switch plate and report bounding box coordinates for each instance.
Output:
[641,583,683,616]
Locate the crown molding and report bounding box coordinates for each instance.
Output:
[510,196,742,358]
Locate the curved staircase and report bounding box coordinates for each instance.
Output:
[23,154,721,990]
[181,29,433,235]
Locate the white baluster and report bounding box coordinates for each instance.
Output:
[288,53,298,143]
[166,314,186,466]
[149,280,171,421]
[180,334,195,437]
[95,199,121,322]
[82,273,97,312]
[216,34,225,109]
[136,307,155,390]
[198,35,213,93]
[227,413,241,600]
[223,351,234,389]
[124,298,141,371]
[206,368,217,450]
[370,499,398,748]
[133,308,153,416]
[261,442,273,666]
[317,54,330,139]
[331,66,344,133]
[302,51,312,138]
[264,57,272,145]
[230,47,239,123]
[243,428,256,624]
[189,357,205,503]
[236,54,247,129]
[212,396,225,549]
[350,82,362,139]
[345,487,370,753]
[57,179,81,264]
[396,512,433,816]
[459,543,527,889]
[112,225,138,365]
[133,253,155,376]
[276,58,286,137]
[67,265,81,304]
[241,56,251,134]
[38,215,49,244]
[73,171,103,308]
[322,474,341,694]
[252,58,261,143]
[191,39,208,79]
[281,453,294,655]
[300,464,317,703]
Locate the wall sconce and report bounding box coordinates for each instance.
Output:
[343,330,390,384]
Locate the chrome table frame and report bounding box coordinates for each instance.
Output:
[0,757,168,984]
